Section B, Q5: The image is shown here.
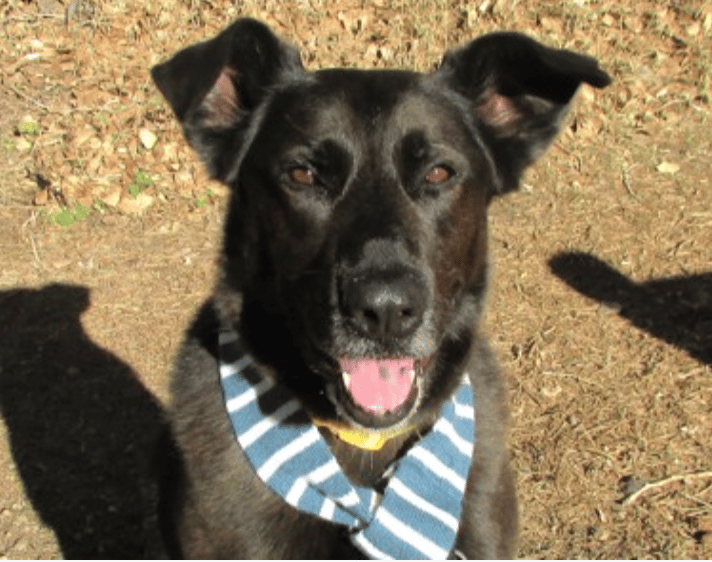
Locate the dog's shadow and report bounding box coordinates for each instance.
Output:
[549,252,712,366]
[0,284,167,558]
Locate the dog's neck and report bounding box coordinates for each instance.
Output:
[319,418,435,488]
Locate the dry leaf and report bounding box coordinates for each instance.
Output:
[685,23,700,36]
[33,189,49,206]
[139,128,157,150]
[579,87,596,104]
[16,138,33,152]
[656,161,680,174]
[100,186,122,207]
[119,192,153,214]
[74,127,95,147]
[601,13,616,27]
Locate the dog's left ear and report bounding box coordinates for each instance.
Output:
[435,33,611,194]
[151,18,304,180]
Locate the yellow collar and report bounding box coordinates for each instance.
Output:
[313,419,414,451]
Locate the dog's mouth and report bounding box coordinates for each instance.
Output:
[336,356,429,428]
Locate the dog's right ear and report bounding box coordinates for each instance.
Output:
[151,18,304,180]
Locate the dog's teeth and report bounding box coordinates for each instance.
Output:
[342,372,351,387]
[409,370,415,382]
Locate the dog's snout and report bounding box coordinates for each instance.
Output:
[341,271,427,339]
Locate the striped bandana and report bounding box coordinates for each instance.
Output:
[218,331,476,560]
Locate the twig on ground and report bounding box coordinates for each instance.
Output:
[623,471,712,506]
[621,164,636,197]
[21,215,46,271]
[1,82,50,111]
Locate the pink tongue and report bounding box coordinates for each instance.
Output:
[339,358,415,414]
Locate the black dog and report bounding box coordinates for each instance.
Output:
[151,19,609,559]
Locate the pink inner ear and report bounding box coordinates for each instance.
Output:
[476,89,521,133]
[202,68,240,126]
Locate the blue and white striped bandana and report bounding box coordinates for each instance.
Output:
[218,331,476,560]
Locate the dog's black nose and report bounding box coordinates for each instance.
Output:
[341,271,427,339]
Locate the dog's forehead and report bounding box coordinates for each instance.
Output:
[265,68,467,152]
[311,68,420,118]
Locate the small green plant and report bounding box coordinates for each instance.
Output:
[195,188,215,208]
[1,137,15,154]
[51,208,76,226]
[74,203,91,221]
[96,112,111,129]
[47,203,92,227]
[17,117,40,136]
[128,170,153,196]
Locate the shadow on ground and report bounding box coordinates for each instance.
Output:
[0,284,167,558]
[549,251,712,367]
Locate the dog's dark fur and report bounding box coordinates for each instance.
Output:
[151,19,609,559]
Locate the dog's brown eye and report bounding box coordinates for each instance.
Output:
[425,165,452,184]
[288,167,316,187]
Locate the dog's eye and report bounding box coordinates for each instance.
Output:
[425,165,453,184]
[288,167,316,187]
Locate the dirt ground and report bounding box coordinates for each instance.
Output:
[0,0,710,558]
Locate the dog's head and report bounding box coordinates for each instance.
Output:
[153,19,609,437]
